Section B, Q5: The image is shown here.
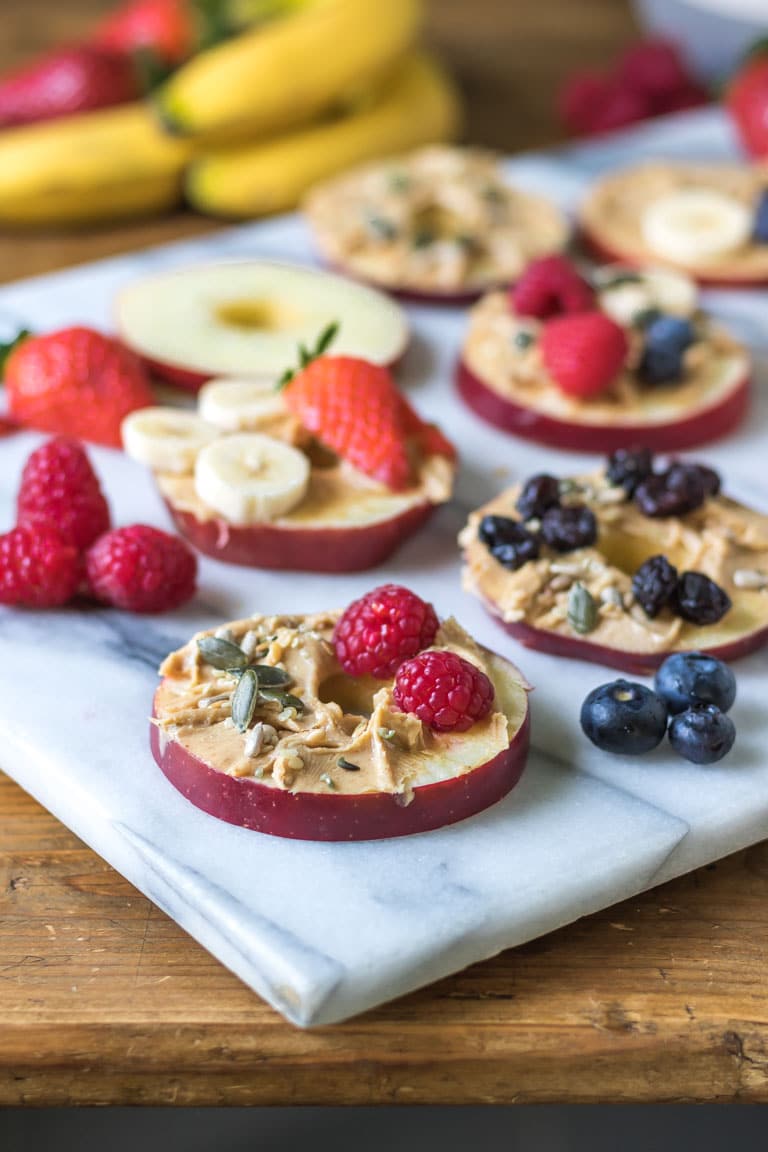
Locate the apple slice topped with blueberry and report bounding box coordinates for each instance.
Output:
[461,450,768,674]
[456,255,750,452]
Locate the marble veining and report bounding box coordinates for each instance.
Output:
[0,108,766,1025]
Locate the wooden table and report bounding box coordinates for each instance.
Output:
[2,0,768,1107]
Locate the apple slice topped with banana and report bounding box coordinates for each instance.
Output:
[122,326,455,572]
[580,162,768,285]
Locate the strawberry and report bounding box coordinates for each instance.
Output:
[93,0,195,68]
[727,49,768,159]
[397,393,457,463]
[4,327,155,449]
[0,45,138,129]
[280,325,413,490]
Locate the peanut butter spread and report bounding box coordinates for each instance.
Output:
[581,163,768,279]
[154,614,529,798]
[461,471,768,657]
[462,290,748,426]
[305,146,569,294]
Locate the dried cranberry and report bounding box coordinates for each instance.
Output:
[632,554,678,617]
[540,504,597,552]
[478,515,540,570]
[634,467,707,517]
[515,474,560,520]
[669,461,721,498]
[606,447,654,495]
[672,572,731,625]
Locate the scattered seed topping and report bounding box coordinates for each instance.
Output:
[232,668,259,733]
[513,330,535,350]
[319,772,336,789]
[733,568,768,590]
[197,693,230,709]
[366,213,398,240]
[259,689,305,712]
[337,756,361,771]
[244,723,265,758]
[568,582,599,634]
[197,636,247,671]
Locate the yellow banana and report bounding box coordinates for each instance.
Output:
[186,53,462,219]
[156,0,422,140]
[0,104,194,228]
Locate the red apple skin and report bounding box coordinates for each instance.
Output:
[482,602,768,676]
[580,226,768,289]
[162,496,437,572]
[456,358,751,453]
[150,696,530,841]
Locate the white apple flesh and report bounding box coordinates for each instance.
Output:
[116,261,410,392]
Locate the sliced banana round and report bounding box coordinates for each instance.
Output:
[194,433,310,524]
[198,376,286,432]
[122,407,220,474]
[596,266,698,325]
[641,189,752,266]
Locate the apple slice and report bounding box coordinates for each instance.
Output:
[581,226,768,289]
[162,495,438,572]
[151,648,530,841]
[116,261,409,392]
[457,355,751,453]
[480,600,768,676]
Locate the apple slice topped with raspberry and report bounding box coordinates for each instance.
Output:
[151,587,531,840]
[457,255,750,452]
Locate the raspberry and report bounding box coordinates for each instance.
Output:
[540,312,628,398]
[394,650,495,733]
[0,525,80,607]
[17,436,110,550]
[333,584,439,679]
[511,256,595,320]
[86,524,197,613]
[559,70,652,137]
[618,39,691,104]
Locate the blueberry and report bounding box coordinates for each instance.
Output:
[638,315,696,385]
[540,504,597,552]
[668,704,736,764]
[753,189,768,244]
[580,680,668,755]
[632,554,678,618]
[606,447,654,495]
[478,515,540,570]
[655,651,736,715]
[515,474,560,520]
[672,571,731,625]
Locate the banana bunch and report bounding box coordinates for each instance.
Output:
[0,0,461,228]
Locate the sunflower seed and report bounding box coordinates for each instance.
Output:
[733,568,768,590]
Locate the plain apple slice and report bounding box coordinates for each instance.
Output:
[116,261,410,392]
[150,649,531,841]
[456,355,751,453]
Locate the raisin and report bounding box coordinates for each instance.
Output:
[540,504,597,552]
[672,572,732,625]
[515,474,560,520]
[606,448,654,495]
[632,554,679,618]
[478,515,540,570]
[634,467,707,517]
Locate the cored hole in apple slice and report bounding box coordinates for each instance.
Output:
[597,524,692,578]
[317,671,380,720]
[214,297,302,334]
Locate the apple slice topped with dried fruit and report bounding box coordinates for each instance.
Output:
[116,261,409,392]
[151,586,531,840]
[456,255,750,452]
[122,326,456,572]
[460,450,768,674]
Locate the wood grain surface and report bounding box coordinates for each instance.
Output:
[2,0,768,1107]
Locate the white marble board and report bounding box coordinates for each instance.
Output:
[1,107,767,1027]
